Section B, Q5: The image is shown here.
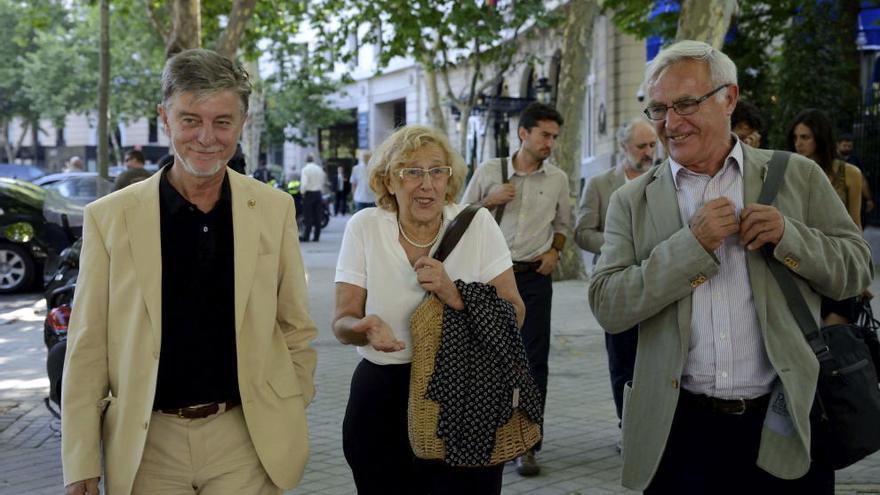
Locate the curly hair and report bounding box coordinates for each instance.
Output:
[368,125,468,212]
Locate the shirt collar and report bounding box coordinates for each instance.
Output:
[159,164,232,215]
[508,152,548,177]
[669,137,743,190]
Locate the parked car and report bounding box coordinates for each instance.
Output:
[0,178,59,293]
[34,172,114,205]
[0,163,46,182]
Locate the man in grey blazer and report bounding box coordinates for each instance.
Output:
[589,40,872,493]
[574,118,656,441]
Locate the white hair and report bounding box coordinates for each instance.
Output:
[645,40,738,101]
[616,117,654,148]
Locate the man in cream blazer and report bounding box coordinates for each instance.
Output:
[62,49,317,495]
[589,41,871,493]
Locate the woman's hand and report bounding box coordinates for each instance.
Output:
[413,256,464,310]
[352,314,406,352]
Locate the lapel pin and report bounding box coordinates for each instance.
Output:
[248,199,256,208]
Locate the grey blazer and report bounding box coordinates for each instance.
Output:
[588,145,872,490]
[574,165,627,255]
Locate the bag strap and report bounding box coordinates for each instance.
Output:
[434,204,483,263]
[493,157,510,225]
[757,151,831,361]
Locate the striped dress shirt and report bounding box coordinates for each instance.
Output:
[670,141,776,399]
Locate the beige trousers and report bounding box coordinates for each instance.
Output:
[131,406,280,495]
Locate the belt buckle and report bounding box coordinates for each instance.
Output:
[729,398,747,415]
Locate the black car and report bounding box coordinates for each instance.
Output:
[0,178,78,293]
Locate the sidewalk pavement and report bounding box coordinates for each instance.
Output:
[1,215,879,494]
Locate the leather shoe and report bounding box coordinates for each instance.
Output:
[515,450,540,476]
[298,237,309,243]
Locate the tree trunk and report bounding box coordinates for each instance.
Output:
[13,121,29,164]
[675,0,738,48]
[97,0,110,178]
[109,121,123,167]
[241,59,264,174]
[457,104,472,159]
[215,0,259,59]
[166,0,201,58]
[553,0,598,281]
[30,122,39,167]
[423,64,447,133]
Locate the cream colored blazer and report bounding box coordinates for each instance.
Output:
[61,170,318,494]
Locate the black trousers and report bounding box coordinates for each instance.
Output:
[335,191,348,215]
[342,360,503,495]
[645,391,835,494]
[514,269,552,451]
[301,191,323,241]
[605,326,638,423]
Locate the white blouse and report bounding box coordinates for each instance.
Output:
[335,204,512,365]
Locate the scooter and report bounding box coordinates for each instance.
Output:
[43,242,79,418]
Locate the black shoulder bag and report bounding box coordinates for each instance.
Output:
[759,150,880,470]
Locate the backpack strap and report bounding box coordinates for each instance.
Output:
[493,157,510,225]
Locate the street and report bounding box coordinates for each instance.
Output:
[1,214,879,494]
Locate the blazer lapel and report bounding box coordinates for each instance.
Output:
[644,162,691,357]
[123,174,163,353]
[645,162,683,243]
[230,173,259,335]
[743,147,772,334]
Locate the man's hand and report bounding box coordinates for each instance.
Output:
[483,183,516,208]
[742,131,762,148]
[534,249,560,275]
[66,478,100,495]
[690,197,739,253]
[352,315,405,352]
[414,257,464,310]
[739,203,784,251]
[866,199,875,213]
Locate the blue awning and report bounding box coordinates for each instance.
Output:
[858,6,880,51]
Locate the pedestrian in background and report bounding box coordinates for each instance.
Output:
[333,125,524,495]
[61,48,318,495]
[299,154,326,242]
[332,165,350,215]
[351,150,376,211]
[590,40,871,493]
[113,149,152,191]
[787,109,863,229]
[574,117,657,449]
[461,102,571,476]
[730,99,764,148]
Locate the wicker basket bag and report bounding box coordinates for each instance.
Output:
[407,294,541,465]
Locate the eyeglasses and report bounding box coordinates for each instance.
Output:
[397,167,453,182]
[643,84,730,121]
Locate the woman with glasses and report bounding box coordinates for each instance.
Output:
[786,108,866,326]
[333,125,525,494]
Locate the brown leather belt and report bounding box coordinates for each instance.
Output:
[512,261,541,273]
[157,400,240,419]
[680,390,770,416]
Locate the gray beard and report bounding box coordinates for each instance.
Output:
[175,151,225,178]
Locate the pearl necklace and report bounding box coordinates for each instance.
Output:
[398,218,444,248]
